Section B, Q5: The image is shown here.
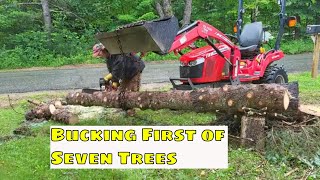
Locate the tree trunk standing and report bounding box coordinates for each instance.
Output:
[317,16,320,25]
[181,0,192,27]
[162,0,173,17]
[66,84,292,114]
[155,0,165,18]
[250,6,259,23]
[41,0,52,39]
[294,15,301,39]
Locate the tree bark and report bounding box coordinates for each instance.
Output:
[162,0,173,17]
[25,104,52,121]
[41,0,52,37]
[250,6,259,23]
[155,0,165,18]
[240,115,266,151]
[266,82,302,122]
[66,84,292,114]
[51,109,79,125]
[181,0,192,27]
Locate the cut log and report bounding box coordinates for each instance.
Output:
[240,115,266,151]
[66,84,292,114]
[282,81,299,111]
[51,109,79,125]
[299,105,320,117]
[267,82,304,122]
[54,101,63,109]
[49,104,56,114]
[25,104,52,121]
[25,103,79,125]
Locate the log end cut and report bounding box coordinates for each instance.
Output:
[283,90,290,111]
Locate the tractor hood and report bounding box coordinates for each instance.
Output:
[180,44,230,62]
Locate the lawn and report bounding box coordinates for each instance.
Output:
[288,72,320,104]
[0,72,319,179]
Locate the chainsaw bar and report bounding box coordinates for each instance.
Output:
[82,88,101,94]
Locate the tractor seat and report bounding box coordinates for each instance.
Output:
[239,22,263,59]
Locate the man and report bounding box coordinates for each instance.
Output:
[92,43,145,92]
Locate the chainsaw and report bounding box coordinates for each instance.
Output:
[82,78,116,94]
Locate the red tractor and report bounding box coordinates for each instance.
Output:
[96,0,296,90]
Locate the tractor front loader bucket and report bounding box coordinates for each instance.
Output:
[95,16,179,55]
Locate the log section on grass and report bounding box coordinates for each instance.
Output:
[25,101,79,125]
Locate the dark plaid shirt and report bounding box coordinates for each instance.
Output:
[106,53,145,82]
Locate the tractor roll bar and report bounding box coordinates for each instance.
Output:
[237,0,287,50]
[237,0,244,40]
[275,0,286,50]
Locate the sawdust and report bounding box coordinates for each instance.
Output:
[65,105,126,121]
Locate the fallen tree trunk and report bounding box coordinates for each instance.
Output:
[66,84,292,114]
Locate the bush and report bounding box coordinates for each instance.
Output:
[280,37,314,54]
[0,29,99,70]
[0,32,315,70]
[144,52,179,61]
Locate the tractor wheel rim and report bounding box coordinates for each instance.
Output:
[275,75,285,84]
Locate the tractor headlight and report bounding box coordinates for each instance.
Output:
[189,58,205,66]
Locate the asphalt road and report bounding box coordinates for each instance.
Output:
[0,53,318,94]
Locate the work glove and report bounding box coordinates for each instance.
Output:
[112,81,120,90]
[130,52,146,58]
[103,73,113,89]
[104,73,113,81]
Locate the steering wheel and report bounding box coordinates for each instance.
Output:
[225,34,239,44]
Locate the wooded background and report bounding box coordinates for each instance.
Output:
[0,0,319,69]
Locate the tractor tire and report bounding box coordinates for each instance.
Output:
[259,64,288,84]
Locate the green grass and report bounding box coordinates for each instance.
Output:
[0,92,67,136]
[0,72,320,179]
[0,105,295,180]
[0,106,26,136]
[288,72,320,104]
[0,135,293,179]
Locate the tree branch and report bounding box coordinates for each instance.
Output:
[18,3,41,6]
